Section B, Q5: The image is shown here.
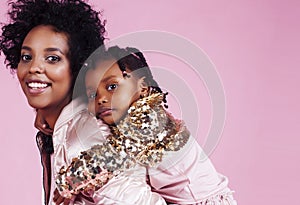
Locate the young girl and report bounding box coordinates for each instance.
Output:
[55,46,237,204]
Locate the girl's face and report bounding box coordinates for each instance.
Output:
[85,60,147,125]
[17,25,72,111]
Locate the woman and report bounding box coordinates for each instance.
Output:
[0,0,106,204]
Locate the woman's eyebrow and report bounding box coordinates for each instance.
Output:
[20,46,65,55]
[21,46,31,51]
[44,47,65,55]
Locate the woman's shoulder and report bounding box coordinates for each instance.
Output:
[54,97,87,130]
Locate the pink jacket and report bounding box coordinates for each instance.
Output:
[39,97,236,204]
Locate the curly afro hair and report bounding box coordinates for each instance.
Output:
[0,0,106,83]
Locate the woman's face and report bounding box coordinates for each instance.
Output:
[17,25,72,111]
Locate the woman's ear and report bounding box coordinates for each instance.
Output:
[138,77,149,97]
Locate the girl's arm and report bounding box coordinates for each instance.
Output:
[55,149,167,204]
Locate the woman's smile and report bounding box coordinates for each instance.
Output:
[25,79,51,94]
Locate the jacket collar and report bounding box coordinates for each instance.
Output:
[54,97,87,132]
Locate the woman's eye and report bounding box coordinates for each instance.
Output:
[107,83,118,91]
[46,55,61,63]
[88,92,97,99]
[20,54,32,62]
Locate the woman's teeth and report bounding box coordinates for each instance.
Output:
[28,82,48,89]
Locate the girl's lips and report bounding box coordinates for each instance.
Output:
[97,108,113,118]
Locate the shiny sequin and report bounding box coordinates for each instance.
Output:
[55,92,190,198]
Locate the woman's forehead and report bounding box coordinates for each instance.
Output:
[22,25,69,53]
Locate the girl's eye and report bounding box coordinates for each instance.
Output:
[107,83,118,91]
[20,54,32,62]
[87,92,97,100]
[46,55,61,63]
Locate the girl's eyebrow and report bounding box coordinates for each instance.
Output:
[21,46,65,55]
[101,75,119,84]
[85,75,119,91]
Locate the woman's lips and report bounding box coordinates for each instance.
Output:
[26,80,50,95]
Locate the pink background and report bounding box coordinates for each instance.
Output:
[1,0,299,204]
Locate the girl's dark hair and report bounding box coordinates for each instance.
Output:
[86,45,168,105]
[0,0,106,97]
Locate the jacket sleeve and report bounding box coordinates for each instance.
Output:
[147,136,237,204]
[67,166,167,205]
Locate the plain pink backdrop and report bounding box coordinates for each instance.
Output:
[1,0,299,204]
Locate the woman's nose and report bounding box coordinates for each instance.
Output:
[29,59,45,74]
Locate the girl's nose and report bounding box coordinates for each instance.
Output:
[29,60,45,74]
[97,94,108,105]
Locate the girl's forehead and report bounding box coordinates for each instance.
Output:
[85,59,139,89]
[93,60,122,77]
[96,59,118,73]
[85,60,121,85]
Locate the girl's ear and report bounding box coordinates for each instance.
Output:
[138,77,149,97]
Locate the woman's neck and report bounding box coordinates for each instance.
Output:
[39,97,72,130]
[39,107,63,130]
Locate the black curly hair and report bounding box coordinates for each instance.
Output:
[85,45,168,106]
[0,0,106,158]
[0,0,106,97]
